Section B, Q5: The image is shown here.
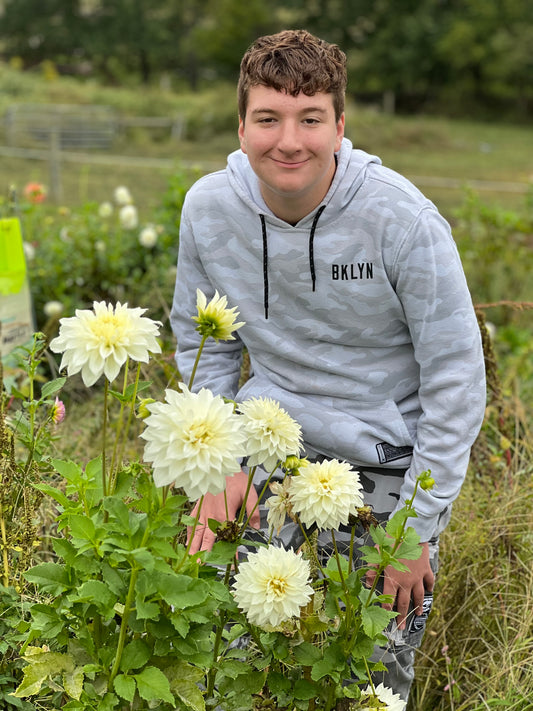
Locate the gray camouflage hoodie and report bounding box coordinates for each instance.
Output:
[171,137,486,540]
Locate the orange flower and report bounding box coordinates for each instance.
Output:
[23,182,47,204]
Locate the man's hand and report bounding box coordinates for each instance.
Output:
[365,541,434,630]
[187,470,260,555]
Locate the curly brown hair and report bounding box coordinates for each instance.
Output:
[238,29,347,122]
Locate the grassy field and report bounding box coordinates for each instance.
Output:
[1,64,532,218]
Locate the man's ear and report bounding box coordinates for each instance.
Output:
[335,113,345,152]
[238,116,247,153]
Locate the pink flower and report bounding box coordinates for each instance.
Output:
[51,397,65,424]
[23,182,47,204]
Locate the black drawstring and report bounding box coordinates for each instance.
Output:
[309,205,326,292]
[260,205,326,318]
[260,214,269,319]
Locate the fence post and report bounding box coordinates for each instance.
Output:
[48,126,62,202]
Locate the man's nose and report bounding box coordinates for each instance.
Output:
[277,121,301,152]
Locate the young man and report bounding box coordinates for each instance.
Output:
[171,29,486,701]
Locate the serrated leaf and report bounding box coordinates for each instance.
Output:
[310,643,346,682]
[155,572,209,609]
[361,603,396,637]
[134,666,174,704]
[173,679,205,711]
[120,639,151,673]
[69,514,97,542]
[63,666,84,700]
[68,580,116,617]
[292,641,322,666]
[113,674,136,702]
[24,562,70,595]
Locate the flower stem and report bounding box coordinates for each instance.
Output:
[108,526,150,689]
[188,334,208,390]
[0,501,10,587]
[102,379,109,496]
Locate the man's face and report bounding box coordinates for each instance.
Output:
[238,85,345,222]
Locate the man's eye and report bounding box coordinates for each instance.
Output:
[303,118,320,125]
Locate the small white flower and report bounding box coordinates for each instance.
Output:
[98,201,113,218]
[59,227,71,243]
[232,546,313,629]
[49,301,161,387]
[139,224,158,249]
[23,242,35,261]
[95,240,106,253]
[114,186,133,205]
[360,683,406,711]
[238,397,302,472]
[265,479,293,535]
[141,385,246,500]
[289,459,364,530]
[43,300,64,318]
[119,204,138,230]
[193,289,245,342]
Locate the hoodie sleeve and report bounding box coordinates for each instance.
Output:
[170,198,244,398]
[388,207,486,540]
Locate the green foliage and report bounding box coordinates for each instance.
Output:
[1,316,430,711]
[15,172,193,348]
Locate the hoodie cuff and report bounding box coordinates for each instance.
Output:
[397,511,440,543]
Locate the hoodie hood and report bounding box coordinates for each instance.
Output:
[226,138,382,317]
[226,138,382,226]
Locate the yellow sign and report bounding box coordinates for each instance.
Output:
[0,217,34,356]
[0,217,26,295]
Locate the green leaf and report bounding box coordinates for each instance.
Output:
[395,526,422,560]
[35,483,71,508]
[63,666,84,700]
[361,603,396,638]
[24,562,70,595]
[292,641,322,666]
[120,639,151,673]
[68,580,117,618]
[267,670,291,696]
[310,642,346,682]
[41,377,66,399]
[51,458,83,484]
[29,604,65,638]
[97,692,118,711]
[134,666,174,704]
[13,650,74,698]
[155,572,209,609]
[294,678,318,700]
[173,679,205,711]
[216,659,250,679]
[113,674,136,702]
[67,514,96,542]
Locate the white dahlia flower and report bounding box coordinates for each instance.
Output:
[359,683,406,711]
[192,289,245,342]
[114,185,133,205]
[238,397,302,472]
[119,204,138,230]
[289,458,364,530]
[49,301,161,387]
[141,386,246,499]
[232,546,312,629]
